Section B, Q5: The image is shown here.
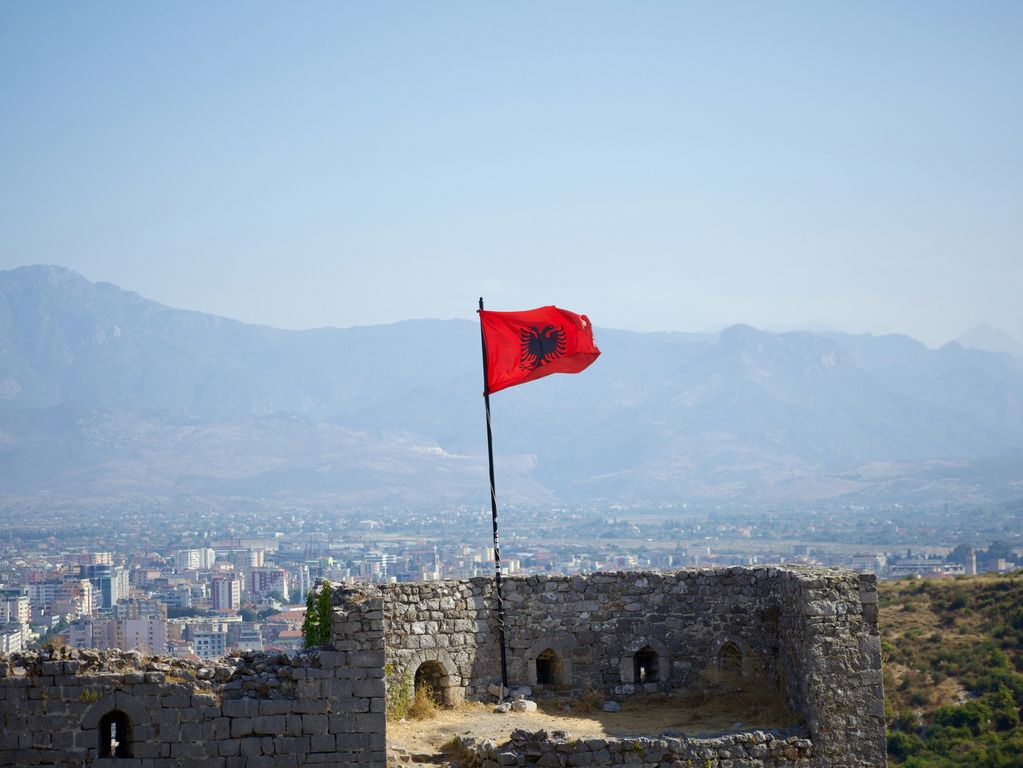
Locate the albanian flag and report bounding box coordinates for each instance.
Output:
[479,305,601,394]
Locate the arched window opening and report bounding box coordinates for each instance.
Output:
[719,642,742,684]
[634,645,659,683]
[535,648,564,686]
[98,710,132,758]
[414,661,446,705]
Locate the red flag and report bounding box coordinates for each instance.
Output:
[479,305,601,394]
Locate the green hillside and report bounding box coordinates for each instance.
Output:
[879,572,1023,767]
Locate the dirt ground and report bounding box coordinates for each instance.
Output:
[388,691,801,764]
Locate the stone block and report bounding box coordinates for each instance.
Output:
[273,735,310,754]
[335,731,369,750]
[170,741,211,758]
[302,713,329,734]
[349,650,385,668]
[245,756,298,768]
[222,699,260,718]
[180,720,215,741]
[239,736,263,756]
[252,714,286,735]
[297,680,322,699]
[259,699,294,715]
[309,733,336,752]
[230,717,253,737]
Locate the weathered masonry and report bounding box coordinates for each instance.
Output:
[0,587,386,767]
[374,566,887,768]
[1,566,885,768]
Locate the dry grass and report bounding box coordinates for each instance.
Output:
[564,684,606,714]
[406,683,441,720]
[387,687,803,762]
[620,691,674,711]
[537,688,800,732]
[449,698,490,715]
[877,575,1018,713]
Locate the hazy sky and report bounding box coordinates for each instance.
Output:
[2,2,1021,346]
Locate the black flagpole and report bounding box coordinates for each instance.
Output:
[478,297,510,696]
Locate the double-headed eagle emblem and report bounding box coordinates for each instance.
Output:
[520,325,566,370]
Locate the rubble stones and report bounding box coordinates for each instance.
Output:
[460,728,814,767]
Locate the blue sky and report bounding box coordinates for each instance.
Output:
[2,2,1021,346]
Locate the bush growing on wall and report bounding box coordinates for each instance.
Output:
[302,582,333,647]
[384,662,414,720]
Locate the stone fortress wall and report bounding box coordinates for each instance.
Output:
[0,585,386,768]
[0,567,885,768]
[372,566,887,768]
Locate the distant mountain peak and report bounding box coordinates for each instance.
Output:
[1,264,1021,507]
[958,323,1023,360]
[7,264,90,283]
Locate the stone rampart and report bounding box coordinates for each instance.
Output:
[0,567,884,768]
[369,566,885,768]
[0,585,385,768]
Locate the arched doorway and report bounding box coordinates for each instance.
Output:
[719,642,742,686]
[414,660,446,705]
[535,648,565,687]
[98,710,132,758]
[525,635,574,689]
[633,645,659,683]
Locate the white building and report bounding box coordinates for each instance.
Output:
[78,552,113,566]
[248,568,289,599]
[176,548,217,570]
[850,553,887,575]
[191,630,228,659]
[290,565,311,601]
[233,625,263,652]
[889,559,965,578]
[25,580,94,621]
[67,619,95,649]
[0,588,30,626]
[154,584,193,610]
[212,577,241,611]
[0,623,24,653]
[27,582,61,612]
[115,618,168,654]
[65,618,168,654]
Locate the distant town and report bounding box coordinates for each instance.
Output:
[1,499,1020,657]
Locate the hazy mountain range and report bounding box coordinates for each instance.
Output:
[1,265,1021,510]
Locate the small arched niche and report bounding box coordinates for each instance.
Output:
[633,645,659,683]
[618,638,670,689]
[718,641,743,686]
[413,660,447,706]
[535,648,566,687]
[98,709,132,758]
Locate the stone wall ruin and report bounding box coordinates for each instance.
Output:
[375,566,886,768]
[0,566,885,768]
[0,585,385,767]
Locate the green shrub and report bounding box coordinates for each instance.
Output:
[933,701,991,737]
[302,582,333,647]
[385,663,414,720]
[888,730,923,760]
